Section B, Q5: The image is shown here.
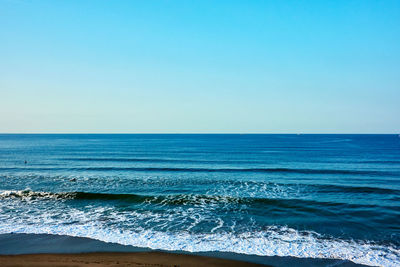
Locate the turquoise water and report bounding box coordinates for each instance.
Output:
[0,134,399,266]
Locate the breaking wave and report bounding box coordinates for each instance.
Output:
[0,223,398,266]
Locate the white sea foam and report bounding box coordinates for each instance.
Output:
[1,189,399,266]
[0,222,398,266]
[0,189,75,201]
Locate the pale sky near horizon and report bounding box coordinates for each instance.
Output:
[1,0,399,133]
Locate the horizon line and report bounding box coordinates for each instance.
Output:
[0,133,398,135]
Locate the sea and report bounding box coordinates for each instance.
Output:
[0,134,399,266]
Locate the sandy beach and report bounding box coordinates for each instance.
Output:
[0,252,267,267]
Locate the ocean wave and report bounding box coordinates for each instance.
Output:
[357,160,400,164]
[1,190,397,211]
[316,184,400,195]
[60,157,262,164]
[62,157,400,166]
[0,189,262,205]
[1,166,397,176]
[0,189,77,200]
[0,223,398,266]
[2,173,398,197]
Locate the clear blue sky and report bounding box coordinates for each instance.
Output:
[1,0,399,133]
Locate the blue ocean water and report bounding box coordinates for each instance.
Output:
[0,134,399,266]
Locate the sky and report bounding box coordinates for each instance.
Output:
[1,0,399,133]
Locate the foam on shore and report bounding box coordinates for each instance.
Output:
[0,223,398,266]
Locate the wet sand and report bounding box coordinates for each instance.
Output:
[0,233,368,266]
[0,252,267,267]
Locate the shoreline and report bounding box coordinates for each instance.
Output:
[0,233,367,267]
[0,252,266,267]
